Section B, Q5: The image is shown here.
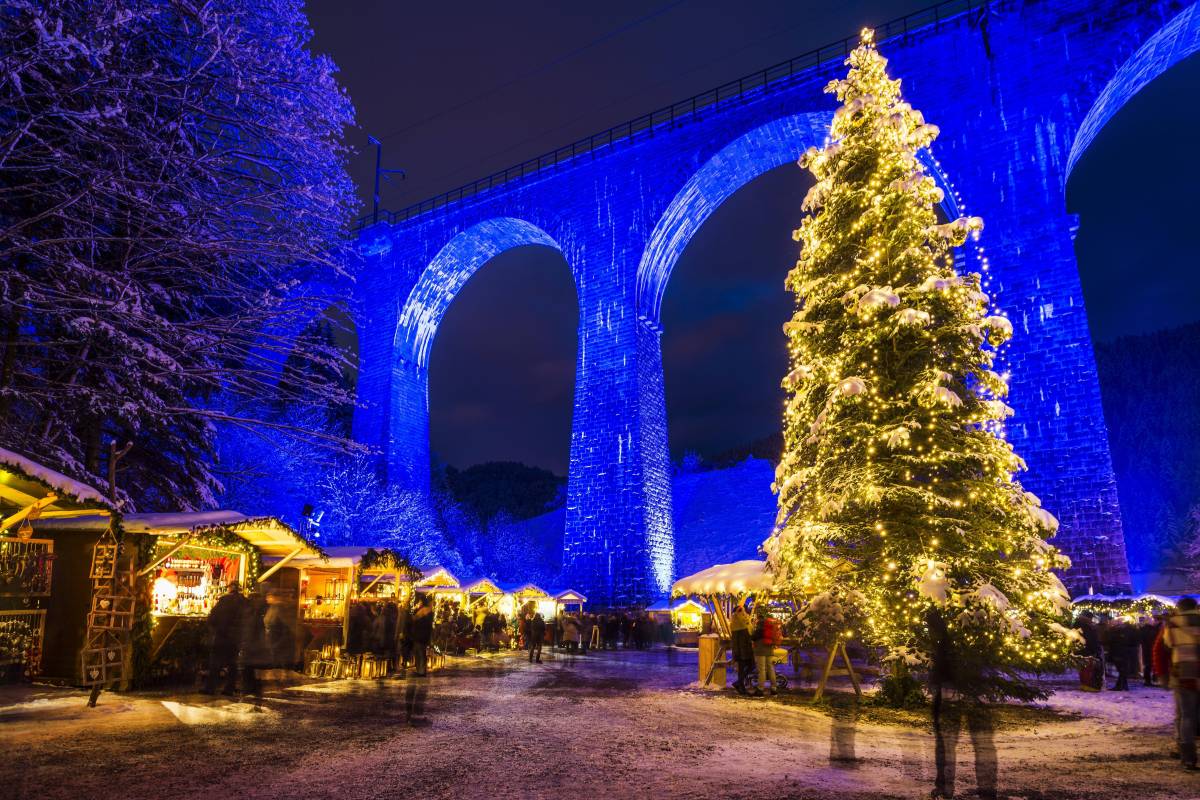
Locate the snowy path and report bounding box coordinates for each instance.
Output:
[0,649,1191,800]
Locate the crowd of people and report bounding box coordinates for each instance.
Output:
[201,583,676,697]
[1076,597,1200,772]
[1074,609,1164,691]
[199,581,293,703]
[728,603,784,697]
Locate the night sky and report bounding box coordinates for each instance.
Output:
[307,1,1199,475]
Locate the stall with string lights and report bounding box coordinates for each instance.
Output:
[0,447,115,684]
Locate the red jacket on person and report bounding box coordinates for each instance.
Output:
[1152,625,1170,679]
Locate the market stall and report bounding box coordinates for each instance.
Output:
[647,597,710,647]
[0,448,115,683]
[415,565,465,606]
[672,559,862,700]
[135,512,319,669]
[32,510,319,686]
[553,589,587,616]
[1072,592,1179,619]
[499,582,556,623]
[260,546,420,675]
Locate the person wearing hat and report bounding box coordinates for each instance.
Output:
[202,581,244,695]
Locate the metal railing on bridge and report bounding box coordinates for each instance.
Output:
[356,0,985,231]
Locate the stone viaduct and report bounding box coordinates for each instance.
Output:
[342,0,1198,604]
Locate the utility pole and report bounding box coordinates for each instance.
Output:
[368,135,406,225]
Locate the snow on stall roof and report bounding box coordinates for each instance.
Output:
[35,510,318,558]
[647,597,711,613]
[1072,592,1180,607]
[672,559,774,597]
[0,446,112,508]
[121,510,250,534]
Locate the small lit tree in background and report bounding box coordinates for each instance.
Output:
[765,30,1079,701]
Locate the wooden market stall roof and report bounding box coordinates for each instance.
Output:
[416,565,461,588]
[553,589,587,604]
[35,510,321,581]
[0,446,115,532]
[122,512,319,559]
[647,597,711,614]
[463,577,504,595]
[501,582,550,598]
[671,559,774,598]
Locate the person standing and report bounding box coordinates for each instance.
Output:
[579,614,594,655]
[528,612,546,663]
[411,594,434,677]
[397,598,413,674]
[729,603,755,696]
[751,607,780,697]
[1076,611,1104,691]
[202,581,244,695]
[1139,615,1161,686]
[1107,618,1135,691]
[606,613,620,650]
[562,613,580,653]
[239,588,270,708]
[1164,596,1200,771]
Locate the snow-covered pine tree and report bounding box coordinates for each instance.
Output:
[764,30,1079,699]
[0,0,357,508]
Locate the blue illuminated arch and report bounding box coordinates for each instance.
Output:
[636,112,961,324]
[387,217,574,490]
[1066,2,1200,181]
[395,217,566,369]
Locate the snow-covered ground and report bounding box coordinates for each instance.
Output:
[0,649,1191,800]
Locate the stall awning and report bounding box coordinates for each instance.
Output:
[648,597,711,614]
[464,577,504,595]
[671,560,774,597]
[1072,592,1179,607]
[0,447,114,533]
[416,566,460,589]
[501,582,549,598]
[553,589,587,604]
[36,510,320,559]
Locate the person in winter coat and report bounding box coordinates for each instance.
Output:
[411,594,435,677]
[239,589,271,707]
[202,582,244,695]
[729,604,755,696]
[579,614,595,654]
[606,614,621,649]
[397,601,413,671]
[528,612,546,663]
[1164,596,1200,770]
[562,614,581,652]
[264,590,295,670]
[1106,618,1137,691]
[751,607,779,697]
[382,602,399,665]
[481,611,497,652]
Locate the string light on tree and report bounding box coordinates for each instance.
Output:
[764,29,1079,699]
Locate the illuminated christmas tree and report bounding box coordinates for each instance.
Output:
[764,30,1079,699]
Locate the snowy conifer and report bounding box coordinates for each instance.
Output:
[0,0,356,507]
[765,31,1078,698]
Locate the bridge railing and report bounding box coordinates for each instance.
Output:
[356,0,982,231]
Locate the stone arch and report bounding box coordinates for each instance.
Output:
[388,217,575,488]
[635,112,961,324]
[1066,2,1200,181]
[395,218,565,369]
